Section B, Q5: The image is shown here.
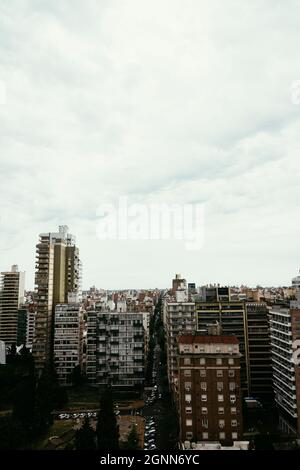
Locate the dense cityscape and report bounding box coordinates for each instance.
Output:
[1,225,300,451]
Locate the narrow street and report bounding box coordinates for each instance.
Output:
[141,340,179,450]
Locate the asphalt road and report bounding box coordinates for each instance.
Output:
[141,343,179,450]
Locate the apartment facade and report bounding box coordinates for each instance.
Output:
[270,304,300,435]
[196,300,273,399]
[164,298,196,391]
[86,309,145,390]
[0,265,25,347]
[177,334,243,443]
[246,303,273,400]
[54,303,84,385]
[33,226,81,374]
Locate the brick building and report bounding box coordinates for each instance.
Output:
[177,333,243,444]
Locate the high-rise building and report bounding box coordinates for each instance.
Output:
[86,309,145,390]
[54,303,84,385]
[33,226,81,373]
[246,303,273,401]
[270,302,300,436]
[0,265,25,347]
[177,333,243,444]
[163,297,196,391]
[196,300,273,399]
[17,305,28,346]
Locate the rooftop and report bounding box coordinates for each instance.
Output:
[178,334,239,345]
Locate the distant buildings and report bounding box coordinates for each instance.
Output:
[33,226,82,374]
[0,265,25,347]
[177,332,243,443]
[54,303,84,385]
[86,307,145,390]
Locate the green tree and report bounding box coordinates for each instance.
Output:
[12,373,35,430]
[96,387,119,450]
[123,424,140,450]
[34,365,68,433]
[75,416,96,450]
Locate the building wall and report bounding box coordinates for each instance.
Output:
[270,306,297,420]
[86,310,145,390]
[196,301,250,395]
[0,267,25,346]
[54,303,84,385]
[164,301,196,390]
[177,336,243,443]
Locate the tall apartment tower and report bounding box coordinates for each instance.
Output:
[270,301,300,436]
[163,296,196,392]
[54,303,84,385]
[177,333,243,444]
[33,226,81,374]
[196,299,273,400]
[86,309,145,390]
[0,265,25,347]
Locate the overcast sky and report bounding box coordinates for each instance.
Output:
[1,0,300,289]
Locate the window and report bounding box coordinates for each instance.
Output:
[216,358,222,365]
[186,419,193,427]
[219,432,225,440]
[230,395,236,404]
[216,347,221,353]
[185,382,192,391]
[232,432,238,440]
[231,420,237,427]
[200,370,206,377]
[219,419,225,429]
[186,406,192,414]
[202,419,208,428]
[186,432,193,439]
[200,382,207,390]
[201,394,207,402]
[229,370,235,377]
[201,407,208,414]
[218,394,224,402]
[184,369,191,377]
[184,358,191,365]
[231,407,236,414]
[217,382,223,391]
[228,358,234,365]
[229,382,236,391]
[218,407,224,415]
[200,358,206,365]
[217,370,223,377]
[185,394,191,403]
[202,432,208,439]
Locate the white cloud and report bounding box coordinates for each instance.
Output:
[0,0,300,288]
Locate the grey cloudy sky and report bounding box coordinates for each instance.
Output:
[1,0,300,289]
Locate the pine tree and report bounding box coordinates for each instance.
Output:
[96,387,119,449]
[75,417,96,450]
